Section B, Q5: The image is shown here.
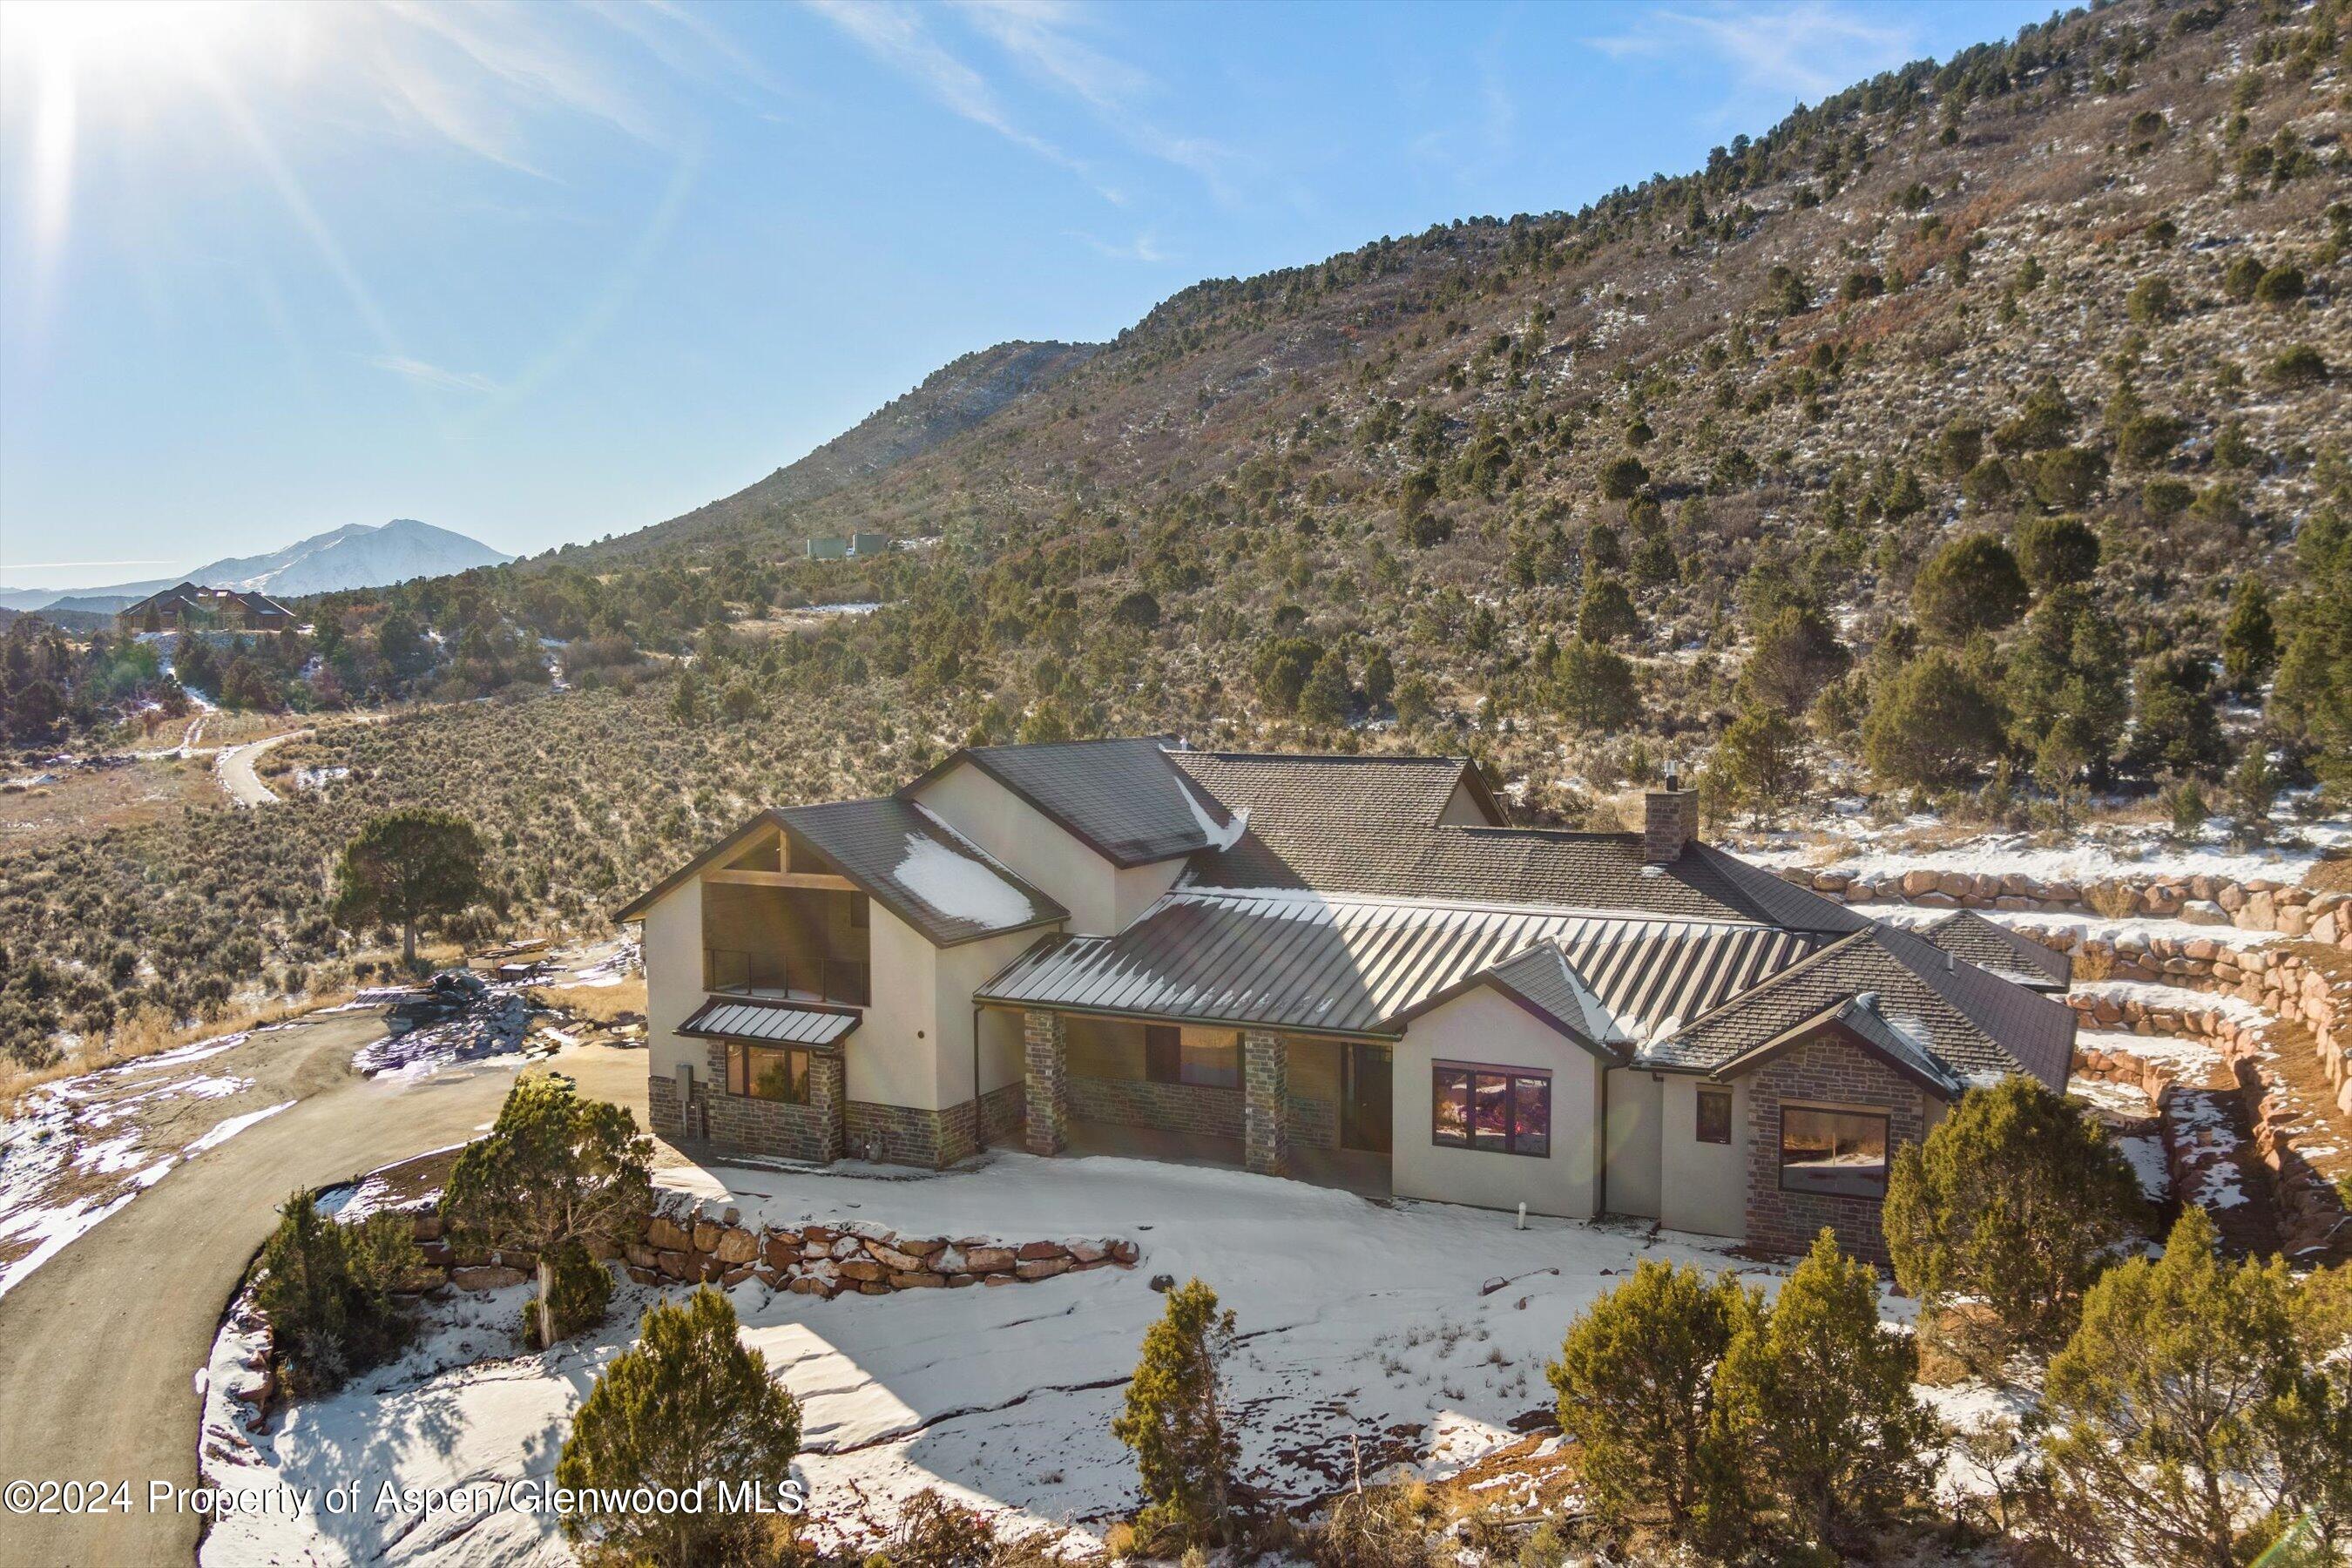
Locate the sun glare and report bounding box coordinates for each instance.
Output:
[3,0,266,73]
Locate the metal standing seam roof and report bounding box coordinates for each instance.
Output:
[902,738,1236,867]
[677,997,860,1049]
[1917,909,2073,990]
[975,887,1818,1043]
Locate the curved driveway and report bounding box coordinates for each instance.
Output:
[0,1011,647,1567]
[214,729,304,807]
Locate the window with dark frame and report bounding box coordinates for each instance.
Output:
[1778,1105,1890,1198]
[1431,1064,1551,1157]
[725,1042,812,1105]
[1696,1087,1733,1146]
[1144,1024,1181,1085]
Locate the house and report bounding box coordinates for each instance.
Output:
[117,583,294,635]
[804,533,893,562]
[618,739,2076,1263]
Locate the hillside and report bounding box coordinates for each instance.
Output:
[577,338,1100,562]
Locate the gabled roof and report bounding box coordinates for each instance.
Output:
[1715,993,1964,1098]
[1917,909,2072,991]
[976,886,1814,1043]
[678,996,860,1049]
[614,799,1067,947]
[1646,922,2075,1090]
[1390,941,1632,1062]
[901,738,1234,867]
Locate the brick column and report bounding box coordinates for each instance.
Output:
[1244,1030,1288,1177]
[1024,1010,1068,1156]
[809,1052,847,1164]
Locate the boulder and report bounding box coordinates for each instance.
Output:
[645,1216,693,1253]
[692,1220,722,1254]
[838,1260,886,1283]
[963,1246,1017,1274]
[1016,1256,1071,1281]
[449,1265,528,1291]
[1902,869,1941,897]
[889,1272,949,1289]
[866,1242,925,1274]
[2180,900,2231,927]
[713,1228,760,1266]
[1017,1240,1064,1261]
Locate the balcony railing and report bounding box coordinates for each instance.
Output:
[705,947,870,1007]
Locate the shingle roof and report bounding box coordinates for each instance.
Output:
[1168,753,1863,933]
[678,997,860,1049]
[614,799,1066,947]
[1918,909,2072,990]
[976,887,1815,1043]
[1647,923,2075,1090]
[781,798,1067,947]
[903,738,1235,867]
[1718,994,1965,1097]
[1477,943,1631,1053]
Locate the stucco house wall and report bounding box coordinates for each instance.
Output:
[1602,1069,1663,1220]
[912,763,1189,934]
[1390,988,1605,1218]
[1659,1075,1751,1239]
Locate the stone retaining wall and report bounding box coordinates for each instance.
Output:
[404,1190,1139,1301]
[1774,864,2348,941]
[2051,931,2352,1260]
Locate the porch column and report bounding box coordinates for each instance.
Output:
[1243,1030,1288,1177]
[1023,1010,1068,1156]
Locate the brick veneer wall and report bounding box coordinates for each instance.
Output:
[1070,1076,1242,1136]
[979,1082,1025,1145]
[1244,1030,1288,1177]
[1740,1032,1932,1267]
[846,1099,966,1168]
[1024,1010,1068,1155]
[648,1071,686,1142]
[694,1041,845,1165]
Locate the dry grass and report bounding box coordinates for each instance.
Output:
[1,990,355,1116]
[530,977,648,1026]
[0,757,220,846]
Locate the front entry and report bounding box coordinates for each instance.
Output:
[1342,1042,1393,1154]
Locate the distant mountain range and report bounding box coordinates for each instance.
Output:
[0,519,514,614]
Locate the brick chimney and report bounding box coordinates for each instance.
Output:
[1643,771,1700,863]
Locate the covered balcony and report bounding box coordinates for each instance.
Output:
[699,825,871,1008]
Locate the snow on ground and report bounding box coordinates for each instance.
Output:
[2116,1132,2171,1202]
[1739,811,2346,887]
[2066,1075,2156,1115]
[0,1032,314,1299]
[2071,980,2271,1029]
[2076,1027,2227,1073]
[2168,1093,2249,1210]
[1865,902,2285,951]
[200,1152,1829,1565]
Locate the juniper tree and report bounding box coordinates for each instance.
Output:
[445,1074,651,1352]
[1546,1259,1759,1539]
[1882,1077,2140,1367]
[254,1192,425,1395]
[1913,535,2028,643]
[2014,514,2101,592]
[1862,647,2006,790]
[1740,605,1851,715]
[1112,1278,1239,1550]
[2221,578,2277,695]
[1709,1230,1933,1555]
[556,1288,802,1568]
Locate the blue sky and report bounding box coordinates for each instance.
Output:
[0,0,2049,586]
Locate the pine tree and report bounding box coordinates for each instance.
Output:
[556,1288,802,1568]
[1112,1278,1239,1550]
[1862,648,2007,789]
[446,1075,651,1351]
[1298,648,1352,725]
[330,808,487,967]
[1707,707,1806,826]
[1740,605,1851,715]
[1709,1230,1933,1554]
[1545,1260,1759,1538]
[1552,639,1639,733]
[1882,1077,2141,1367]
[1576,574,1639,645]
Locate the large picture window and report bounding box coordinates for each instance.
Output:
[1778,1105,1889,1199]
[726,1042,811,1105]
[1432,1064,1551,1158]
[1146,1025,1240,1089]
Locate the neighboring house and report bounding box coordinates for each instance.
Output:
[804,532,893,561]
[118,583,294,635]
[618,739,2076,1262]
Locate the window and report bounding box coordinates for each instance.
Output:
[1145,1025,1239,1088]
[1431,1064,1551,1157]
[1696,1088,1733,1146]
[726,1043,811,1105]
[1778,1105,1890,1199]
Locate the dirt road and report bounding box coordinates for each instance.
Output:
[213,728,303,807]
[0,1012,646,1567]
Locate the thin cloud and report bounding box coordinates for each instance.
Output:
[807,0,1098,184]
[1068,228,1170,263]
[368,355,500,394]
[1588,1,1917,105]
